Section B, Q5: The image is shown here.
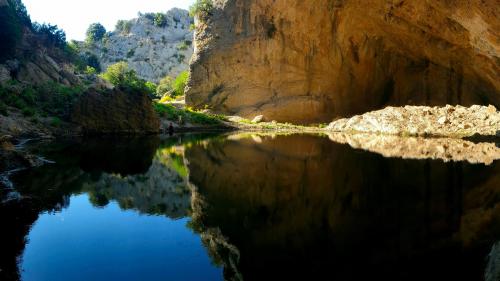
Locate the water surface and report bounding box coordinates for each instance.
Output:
[0,133,499,281]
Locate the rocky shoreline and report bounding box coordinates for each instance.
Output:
[328,105,500,138]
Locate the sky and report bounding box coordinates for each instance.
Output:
[23,0,195,41]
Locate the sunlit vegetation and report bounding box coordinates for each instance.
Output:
[177,40,191,51]
[153,13,167,27]
[115,20,132,34]
[189,0,214,18]
[156,71,189,98]
[153,103,227,125]
[100,62,156,95]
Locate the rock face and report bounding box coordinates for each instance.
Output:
[71,88,160,134]
[81,9,194,83]
[328,105,500,138]
[186,0,500,124]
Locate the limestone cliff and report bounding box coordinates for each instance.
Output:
[186,0,500,124]
[80,9,194,83]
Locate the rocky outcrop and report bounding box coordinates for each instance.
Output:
[186,0,500,124]
[71,88,160,134]
[81,9,193,83]
[328,105,500,138]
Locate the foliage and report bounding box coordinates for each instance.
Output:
[177,42,189,51]
[115,20,132,34]
[126,48,135,58]
[153,13,167,27]
[144,81,157,95]
[153,103,226,125]
[84,66,97,75]
[100,62,155,95]
[0,81,84,119]
[32,23,66,48]
[172,71,189,97]
[189,0,214,18]
[155,71,189,98]
[8,0,31,27]
[0,2,22,61]
[86,23,106,43]
[156,75,174,96]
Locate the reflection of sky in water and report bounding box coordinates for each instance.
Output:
[21,194,223,281]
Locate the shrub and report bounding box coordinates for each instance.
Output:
[85,66,97,75]
[126,48,135,58]
[189,0,214,18]
[116,20,132,34]
[86,23,106,43]
[50,116,62,127]
[177,42,189,51]
[100,62,156,95]
[153,13,167,27]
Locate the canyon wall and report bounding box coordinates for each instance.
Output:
[186,0,500,123]
[80,9,193,83]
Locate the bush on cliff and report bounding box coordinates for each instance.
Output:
[86,23,106,43]
[154,13,167,27]
[189,0,213,18]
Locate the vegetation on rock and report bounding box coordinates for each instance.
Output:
[189,0,213,18]
[154,103,226,125]
[100,62,156,95]
[156,71,189,99]
[86,23,106,43]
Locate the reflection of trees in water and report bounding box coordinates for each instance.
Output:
[185,134,500,281]
[83,149,192,219]
[0,136,196,280]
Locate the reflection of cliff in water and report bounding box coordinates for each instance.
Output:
[0,136,193,280]
[186,134,500,281]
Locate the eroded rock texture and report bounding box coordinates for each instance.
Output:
[186,0,500,124]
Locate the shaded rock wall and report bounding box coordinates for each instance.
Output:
[71,88,160,134]
[186,0,500,124]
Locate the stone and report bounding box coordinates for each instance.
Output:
[251,115,264,123]
[186,0,500,124]
[327,105,500,138]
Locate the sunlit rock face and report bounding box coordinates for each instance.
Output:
[80,9,194,83]
[186,0,500,124]
[185,134,500,280]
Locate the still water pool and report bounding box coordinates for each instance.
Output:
[1,133,499,281]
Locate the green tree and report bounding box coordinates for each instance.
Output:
[0,1,22,61]
[100,62,156,96]
[86,23,106,43]
[172,71,189,97]
[32,23,66,48]
[156,75,174,96]
[116,20,132,34]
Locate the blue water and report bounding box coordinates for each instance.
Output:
[20,194,222,281]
